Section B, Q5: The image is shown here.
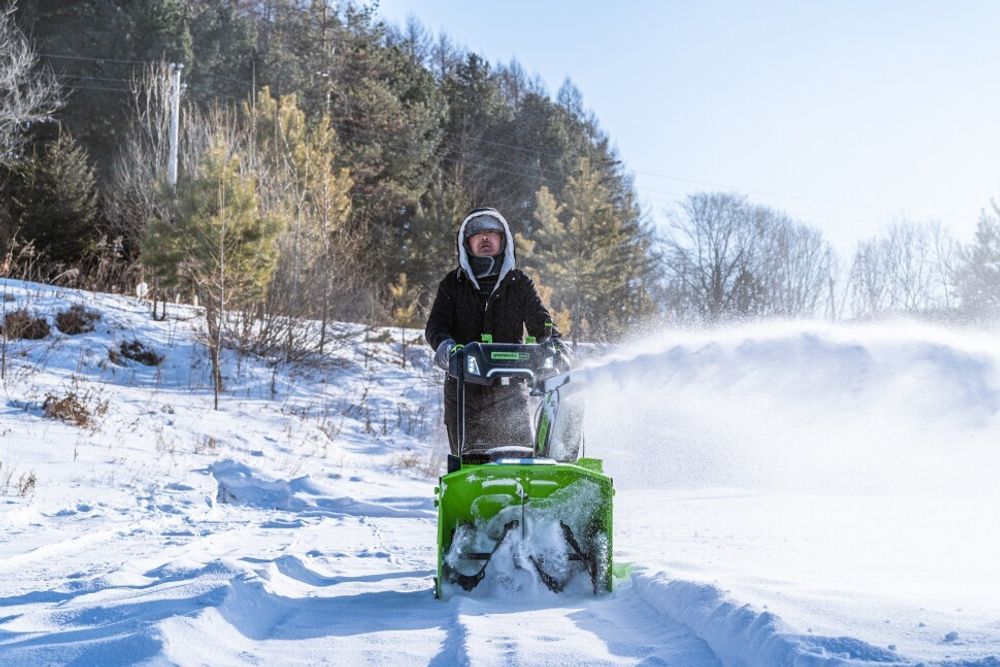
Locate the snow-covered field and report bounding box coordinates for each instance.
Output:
[0,279,997,666]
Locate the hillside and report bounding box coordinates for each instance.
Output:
[1,280,998,666]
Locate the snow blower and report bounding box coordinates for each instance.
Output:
[434,338,614,599]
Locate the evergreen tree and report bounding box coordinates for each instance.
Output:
[438,53,511,200]
[957,209,1000,318]
[249,87,355,348]
[144,138,280,306]
[187,1,257,106]
[408,173,470,289]
[299,112,355,348]
[326,6,444,287]
[7,132,99,265]
[143,136,282,406]
[388,272,421,327]
[388,272,422,368]
[521,157,654,341]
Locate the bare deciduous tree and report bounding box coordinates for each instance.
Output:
[846,219,957,318]
[663,192,834,322]
[663,193,758,322]
[106,62,174,251]
[0,3,60,168]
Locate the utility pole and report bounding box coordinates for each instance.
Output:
[168,63,183,187]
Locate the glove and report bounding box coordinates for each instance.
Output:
[552,338,573,370]
[434,338,456,370]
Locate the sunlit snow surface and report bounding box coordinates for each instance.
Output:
[0,279,998,666]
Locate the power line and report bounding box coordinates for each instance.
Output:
[38,52,155,66]
[35,50,969,230]
[56,73,132,84]
[291,117,966,235]
[197,71,254,87]
[63,84,130,94]
[629,167,967,220]
[41,52,257,88]
[332,112,969,226]
[328,121,969,233]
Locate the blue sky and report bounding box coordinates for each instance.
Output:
[375,0,1000,253]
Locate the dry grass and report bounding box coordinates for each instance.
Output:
[195,435,219,453]
[2,309,50,340]
[110,339,164,366]
[17,471,36,496]
[390,451,443,478]
[55,304,101,335]
[1,461,38,497]
[43,392,92,427]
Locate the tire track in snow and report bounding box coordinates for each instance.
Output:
[447,586,722,666]
[0,528,120,571]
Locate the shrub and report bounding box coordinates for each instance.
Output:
[111,339,163,366]
[43,392,91,427]
[17,471,37,497]
[367,329,393,343]
[391,451,443,478]
[55,304,101,334]
[2,309,50,339]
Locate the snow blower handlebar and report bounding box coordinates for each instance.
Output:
[448,341,571,461]
[447,341,561,387]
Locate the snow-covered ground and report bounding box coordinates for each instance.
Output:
[0,279,997,666]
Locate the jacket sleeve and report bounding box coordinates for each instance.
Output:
[425,273,456,349]
[520,273,559,341]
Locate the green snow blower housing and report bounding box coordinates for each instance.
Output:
[434,340,614,599]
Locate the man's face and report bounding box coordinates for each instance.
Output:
[469,230,502,257]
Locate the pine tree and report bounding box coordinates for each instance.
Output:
[388,272,422,368]
[521,157,652,342]
[408,173,470,289]
[8,132,99,265]
[187,1,256,106]
[957,209,1000,319]
[143,136,282,407]
[249,88,354,352]
[298,110,354,352]
[324,5,445,287]
[388,272,421,326]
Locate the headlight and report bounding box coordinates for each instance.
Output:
[467,355,480,376]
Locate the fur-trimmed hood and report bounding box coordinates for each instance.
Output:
[456,208,516,294]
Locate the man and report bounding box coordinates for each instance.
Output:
[425,207,560,457]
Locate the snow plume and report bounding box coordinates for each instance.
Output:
[574,320,1000,496]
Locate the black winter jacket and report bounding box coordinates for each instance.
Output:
[425,268,554,349]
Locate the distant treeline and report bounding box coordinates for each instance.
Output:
[1,1,998,345]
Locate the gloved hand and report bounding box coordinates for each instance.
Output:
[552,338,573,370]
[434,338,457,371]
